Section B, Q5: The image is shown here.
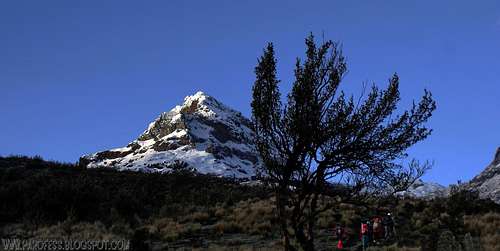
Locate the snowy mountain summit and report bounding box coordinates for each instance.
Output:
[80,91,261,178]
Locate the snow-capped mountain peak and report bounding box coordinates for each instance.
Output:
[80,91,261,178]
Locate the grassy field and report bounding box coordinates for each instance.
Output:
[1,156,499,250]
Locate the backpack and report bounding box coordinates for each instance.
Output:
[361,223,368,234]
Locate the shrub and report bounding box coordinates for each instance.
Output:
[437,230,462,251]
[215,221,243,234]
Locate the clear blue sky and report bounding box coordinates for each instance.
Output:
[1,1,499,185]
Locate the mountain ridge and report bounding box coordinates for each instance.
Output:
[80,92,499,203]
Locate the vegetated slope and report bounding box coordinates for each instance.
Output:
[1,156,500,250]
[0,156,269,226]
[80,91,261,178]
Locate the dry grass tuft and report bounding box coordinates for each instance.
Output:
[464,212,500,251]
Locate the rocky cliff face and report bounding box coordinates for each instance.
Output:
[468,148,500,203]
[80,91,261,178]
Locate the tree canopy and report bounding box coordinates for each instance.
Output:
[251,34,436,251]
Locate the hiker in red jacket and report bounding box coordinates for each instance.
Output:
[361,220,370,250]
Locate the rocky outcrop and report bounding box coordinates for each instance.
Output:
[396,179,449,199]
[468,148,500,203]
[80,91,261,178]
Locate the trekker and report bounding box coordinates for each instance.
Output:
[336,224,344,239]
[367,219,373,243]
[372,216,384,241]
[383,213,394,239]
[361,220,370,250]
[336,224,344,249]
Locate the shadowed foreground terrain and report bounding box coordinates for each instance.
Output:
[1,156,499,250]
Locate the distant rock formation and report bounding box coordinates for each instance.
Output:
[396,179,449,199]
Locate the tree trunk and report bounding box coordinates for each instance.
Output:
[306,192,319,251]
[290,187,317,251]
[277,185,293,251]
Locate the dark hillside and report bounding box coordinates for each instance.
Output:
[1,156,499,250]
[0,156,270,226]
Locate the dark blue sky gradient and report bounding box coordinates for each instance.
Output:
[1,1,499,185]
